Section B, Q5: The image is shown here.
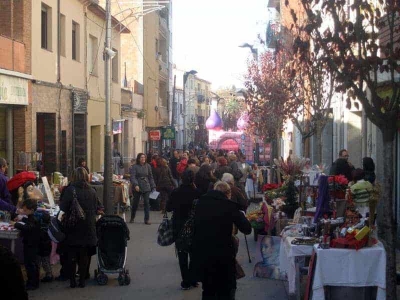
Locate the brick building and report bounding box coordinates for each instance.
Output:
[0,0,32,175]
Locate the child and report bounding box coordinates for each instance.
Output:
[11,198,41,290]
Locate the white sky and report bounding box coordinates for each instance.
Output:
[172,0,268,90]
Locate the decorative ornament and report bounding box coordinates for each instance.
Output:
[206,110,223,130]
[237,112,249,130]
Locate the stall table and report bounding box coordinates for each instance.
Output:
[311,242,386,300]
[279,235,314,299]
[0,225,20,254]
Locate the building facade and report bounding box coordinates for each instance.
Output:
[0,0,32,176]
[0,0,130,177]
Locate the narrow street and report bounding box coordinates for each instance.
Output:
[29,210,288,300]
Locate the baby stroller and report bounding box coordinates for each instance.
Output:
[95,215,131,286]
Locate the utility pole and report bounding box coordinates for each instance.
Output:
[103,0,113,214]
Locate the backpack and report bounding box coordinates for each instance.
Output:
[175,200,197,252]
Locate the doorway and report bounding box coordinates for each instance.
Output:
[37,113,56,176]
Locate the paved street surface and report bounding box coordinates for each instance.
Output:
[29,209,289,300]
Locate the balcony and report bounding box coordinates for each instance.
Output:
[158,106,169,124]
[0,35,26,73]
[266,21,280,49]
[159,16,168,38]
[158,54,168,80]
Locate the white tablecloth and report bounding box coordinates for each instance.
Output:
[312,242,386,300]
[279,236,314,294]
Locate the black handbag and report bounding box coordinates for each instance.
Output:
[62,187,86,229]
[157,212,174,246]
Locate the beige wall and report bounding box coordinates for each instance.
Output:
[87,100,120,172]
[86,8,123,172]
[86,9,122,103]
[144,12,159,128]
[31,0,85,88]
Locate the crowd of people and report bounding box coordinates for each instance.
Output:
[0,146,381,299]
[128,149,259,298]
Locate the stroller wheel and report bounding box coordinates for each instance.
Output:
[118,273,125,286]
[124,272,131,285]
[97,272,108,285]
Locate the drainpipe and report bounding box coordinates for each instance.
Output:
[57,0,63,174]
[7,108,13,176]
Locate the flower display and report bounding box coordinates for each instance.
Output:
[328,175,349,191]
[262,183,281,192]
[274,156,310,178]
[272,198,286,210]
[246,204,265,230]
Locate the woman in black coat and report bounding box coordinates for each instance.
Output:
[192,182,252,299]
[59,167,100,288]
[194,164,217,195]
[166,169,202,290]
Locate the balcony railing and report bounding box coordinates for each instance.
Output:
[0,35,26,73]
[158,54,168,79]
[266,21,280,49]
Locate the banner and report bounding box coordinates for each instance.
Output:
[161,126,175,140]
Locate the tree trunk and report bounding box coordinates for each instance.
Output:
[377,127,397,300]
[314,126,323,164]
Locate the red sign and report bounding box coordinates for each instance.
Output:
[149,130,161,141]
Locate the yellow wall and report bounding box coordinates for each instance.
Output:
[86,100,120,172]
[32,0,85,88]
[143,12,159,128]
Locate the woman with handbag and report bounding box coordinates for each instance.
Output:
[129,153,156,224]
[166,169,202,290]
[152,157,177,213]
[58,167,100,288]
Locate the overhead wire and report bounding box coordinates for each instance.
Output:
[115,0,159,79]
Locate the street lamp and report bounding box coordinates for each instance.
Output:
[239,43,258,61]
[183,70,197,149]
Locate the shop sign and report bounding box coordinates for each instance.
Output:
[162,126,175,140]
[0,74,28,105]
[149,130,161,141]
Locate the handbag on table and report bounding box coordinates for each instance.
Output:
[157,211,175,246]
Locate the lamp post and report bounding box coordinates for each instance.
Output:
[239,43,258,61]
[183,70,197,149]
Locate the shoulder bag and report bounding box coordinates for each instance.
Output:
[62,187,86,229]
[157,211,175,246]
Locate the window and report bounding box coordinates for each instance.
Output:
[88,35,98,75]
[112,48,118,83]
[180,104,183,114]
[41,3,52,50]
[60,14,66,56]
[72,21,80,61]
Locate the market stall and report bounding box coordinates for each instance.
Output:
[247,155,385,300]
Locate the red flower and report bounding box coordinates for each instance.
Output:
[328,175,348,186]
[262,183,281,192]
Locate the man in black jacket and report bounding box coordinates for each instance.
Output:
[192,181,252,300]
